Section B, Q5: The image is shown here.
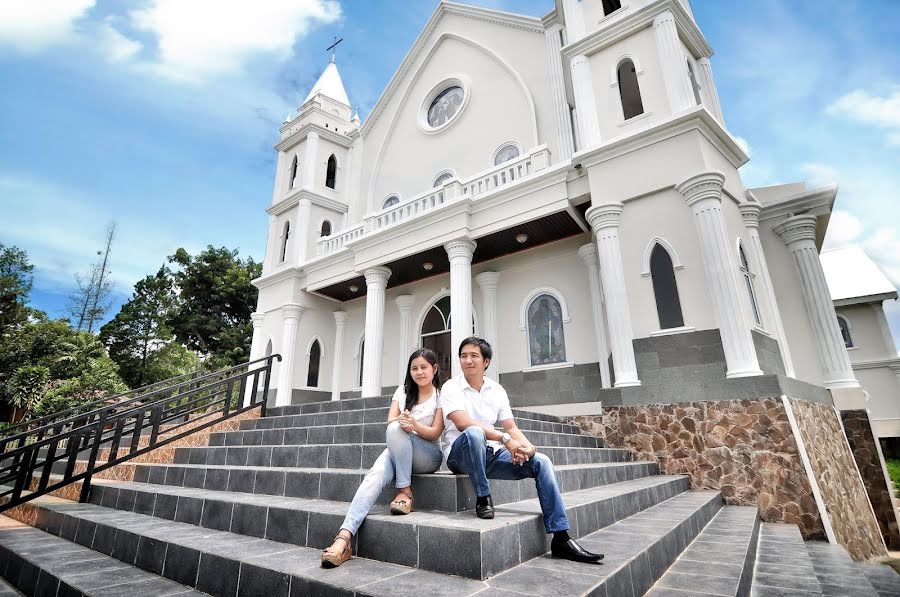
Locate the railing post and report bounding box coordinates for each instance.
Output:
[79,409,108,503]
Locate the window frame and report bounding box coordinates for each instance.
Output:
[325,154,338,189]
[649,243,685,330]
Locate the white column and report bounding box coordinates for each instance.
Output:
[475,272,501,381]
[740,204,795,377]
[302,130,320,190]
[570,54,602,150]
[546,24,574,162]
[585,204,640,387]
[395,295,415,383]
[578,243,612,388]
[677,172,762,378]
[275,304,304,407]
[773,215,859,389]
[294,199,312,264]
[243,312,266,406]
[362,267,391,397]
[653,10,696,114]
[445,239,477,380]
[561,0,585,41]
[263,215,278,273]
[330,311,348,401]
[343,145,353,195]
[697,57,725,126]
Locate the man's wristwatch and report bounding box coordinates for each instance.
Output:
[500,432,512,445]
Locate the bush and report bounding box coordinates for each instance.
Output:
[7,365,50,412]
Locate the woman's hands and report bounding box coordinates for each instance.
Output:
[398,409,417,433]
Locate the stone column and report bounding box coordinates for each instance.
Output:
[294,199,312,264]
[561,0,585,41]
[302,131,319,190]
[275,304,304,407]
[330,311,348,401]
[677,172,762,378]
[243,312,266,406]
[653,11,696,114]
[697,57,725,125]
[362,267,391,398]
[445,239,477,380]
[585,204,640,387]
[774,214,859,389]
[395,295,415,384]
[740,204,795,377]
[545,24,574,162]
[475,272,501,381]
[578,243,612,388]
[570,54,602,150]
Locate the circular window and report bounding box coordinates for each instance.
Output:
[433,171,455,187]
[382,195,400,209]
[494,144,520,165]
[427,86,464,128]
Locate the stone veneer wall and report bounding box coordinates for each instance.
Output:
[788,399,888,560]
[840,409,900,550]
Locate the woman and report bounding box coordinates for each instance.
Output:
[321,348,444,568]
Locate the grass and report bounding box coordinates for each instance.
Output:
[885,458,900,490]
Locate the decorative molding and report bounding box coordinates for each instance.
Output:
[354,332,365,358]
[444,238,477,261]
[585,202,624,232]
[432,168,458,188]
[757,185,836,223]
[268,188,349,217]
[523,361,574,373]
[364,266,392,288]
[640,237,684,276]
[333,311,349,325]
[649,325,696,337]
[418,75,472,135]
[281,304,304,321]
[609,53,645,86]
[519,286,572,330]
[676,171,725,207]
[773,214,818,246]
[276,121,353,153]
[250,312,266,327]
[306,335,325,357]
[491,141,524,167]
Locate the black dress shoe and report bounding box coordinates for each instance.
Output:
[551,538,604,563]
[475,496,494,519]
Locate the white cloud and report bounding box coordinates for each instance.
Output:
[97,18,142,64]
[800,162,839,188]
[827,88,900,146]
[129,0,342,82]
[0,0,94,53]
[823,210,864,250]
[862,228,900,289]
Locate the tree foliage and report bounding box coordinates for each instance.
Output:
[0,242,34,334]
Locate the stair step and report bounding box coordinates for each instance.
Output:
[861,564,900,597]
[647,505,760,596]
[265,399,562,424]
[0,515,207,597]
[806,539,891,596]
[122,460,659,512]
[751,523,824,595]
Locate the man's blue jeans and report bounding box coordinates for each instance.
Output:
[446,426,569,533]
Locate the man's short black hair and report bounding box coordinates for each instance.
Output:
[458,336,493,361]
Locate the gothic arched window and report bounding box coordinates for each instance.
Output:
[280,221,290,263]
[687,59,702,105]
[421,295,453,375]
[650,244,684,329]
[527,294,567,366]
[382,195,400,209]
[326,154,337,189]
[838,316,853,348]
[289,155,299,190]
[617,59,644,120]
[602,0,622,17]
[307,339,321,387]
[320,220,332,237]
[739,244,761,325]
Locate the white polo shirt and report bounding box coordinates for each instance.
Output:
[439,376,514,460]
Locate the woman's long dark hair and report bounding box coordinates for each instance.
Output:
[402,348,441,411]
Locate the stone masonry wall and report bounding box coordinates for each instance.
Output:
[788,399,888,560]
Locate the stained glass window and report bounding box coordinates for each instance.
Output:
[494,144,520,165]
[383,195,400,209]
[527,294,566,366]
[427,86,464,128]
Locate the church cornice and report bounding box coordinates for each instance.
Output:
[360,1,544,136]
[276,121,354,152]
[757,185,837,223]
[251,266,306,291]
[268,188,349,216]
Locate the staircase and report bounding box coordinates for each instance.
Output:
[2,394,899,596]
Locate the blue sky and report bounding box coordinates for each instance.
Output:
[1,0,899,347]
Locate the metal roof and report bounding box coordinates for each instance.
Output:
[821,245,897,305]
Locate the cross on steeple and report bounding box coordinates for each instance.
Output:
[326,36,343,63]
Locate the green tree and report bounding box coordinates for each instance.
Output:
[7,365,49,422]
[167,246,261,366]
[0,317,77,405]
[100,267,178,387]
[54,332,106,379]
[0,243,34,334]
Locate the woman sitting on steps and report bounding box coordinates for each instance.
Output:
[321,348,445,568]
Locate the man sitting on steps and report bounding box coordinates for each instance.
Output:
[440,336,604,564]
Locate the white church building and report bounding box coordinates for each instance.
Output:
[247,0,874,417]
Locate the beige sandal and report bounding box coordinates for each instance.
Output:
[390,492,413,515]
[321,533,352,568]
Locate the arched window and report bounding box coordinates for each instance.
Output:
[493,144,520,165]
[739,244,761,326]
[382,195,400,209]
[421,295,452,376]
[357,338,365,387]
[279,221,290,263]
[602,0,622,16]
[838,316,853,348]
[307,339,321,387]
[433,171,454,187]
[650,244,684,329]
[325,154,337,189]
[320,220,332,237]
[289,155,299,190]
[527,294,567,366]
[617,59,644,120]
[686,59,702,105]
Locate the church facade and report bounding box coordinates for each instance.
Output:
[248,0,869,417]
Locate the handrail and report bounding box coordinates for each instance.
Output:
[0,354,280,512]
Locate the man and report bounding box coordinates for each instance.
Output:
[440,336,603,564]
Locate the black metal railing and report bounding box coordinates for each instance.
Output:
[0,354,280,513]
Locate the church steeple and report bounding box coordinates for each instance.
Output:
[304,60,350,107]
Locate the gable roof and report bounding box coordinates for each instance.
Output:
[821,245,898,306]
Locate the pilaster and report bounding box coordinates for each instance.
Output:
[475,272,501,381]
[275,304,304,407]
[546,24,574,162]
[570,54,602,150]
[395,295,416,384]
[653,10,696,114]
[697,57,725,125]
[302,130,320,190]
[295,199,312,264]
[561,0,585,41]
[362,267,391,398]
[578,243,612,388]
[331,311,349,401]
[243,312,267,407]
[445,239,477,380]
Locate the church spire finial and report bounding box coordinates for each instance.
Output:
[326,36,343,63]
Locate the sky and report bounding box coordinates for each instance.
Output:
[1,0,899,349]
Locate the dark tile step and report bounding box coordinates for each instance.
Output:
[127,460,660,512]
[85,474,692,578]
[171,443,632,471]
[806,538,890,596]
[751,523,825,595]
[209,423,602,449]
[265,399,562,424]
[647,505,760,597]
[17,495,491,596]
[0,514,207,597]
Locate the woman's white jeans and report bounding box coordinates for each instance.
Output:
[340,421,442,535]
